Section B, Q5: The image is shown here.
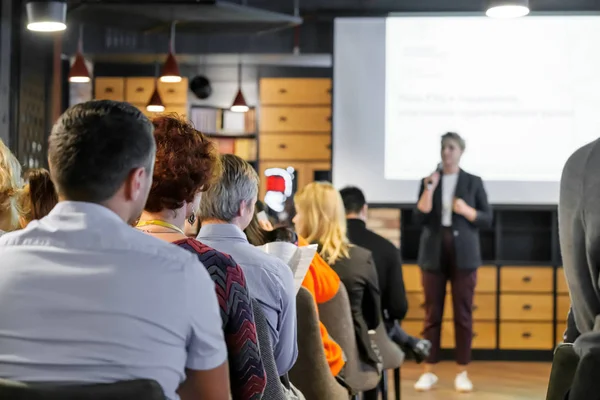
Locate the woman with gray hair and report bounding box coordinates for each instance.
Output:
[413,132,492,393]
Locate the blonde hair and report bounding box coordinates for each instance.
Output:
[294,182,350,265]
[0,139,23,232]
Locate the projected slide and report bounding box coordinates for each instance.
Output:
[385,17,600,182]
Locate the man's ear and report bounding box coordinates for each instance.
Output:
[124,167,146,201]
[362,204,369,217]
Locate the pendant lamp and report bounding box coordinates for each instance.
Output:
[160,22,182,83]
[68,25,91,83]
[26,1,67,32]
[147,64,165,113]
[230,60,249,113]
[486,0,530,18]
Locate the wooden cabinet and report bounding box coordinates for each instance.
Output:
[499,322,554,350]
[260,107,331,133]
[94,77,124,101]
[157,78,188,105]
[500,294,553,321]
[557,267,569,294]
[476,266,498,293]
[260,133,331,161]
[403,264,421,292]
[441,321,496,349]
[125,77,155,104]
[556,294,570,322]
[500,267,553,293]
[444,293,497,321]
[260,78,331,105]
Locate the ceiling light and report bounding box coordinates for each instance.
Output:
[68,25,91,83]
[486,0,530,18]
[230,60,248,113]
[26,1,67,32]
[147,81,165,113]
[160,22,182,83]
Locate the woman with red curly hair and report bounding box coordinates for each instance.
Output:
[137,115,266,400]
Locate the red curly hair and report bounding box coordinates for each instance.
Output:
[145,115,221,213]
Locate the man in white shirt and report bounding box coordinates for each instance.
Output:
[0,101,230,400]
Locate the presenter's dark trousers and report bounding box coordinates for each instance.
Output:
[422,227,477,365]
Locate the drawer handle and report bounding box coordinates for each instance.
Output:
[105,87,114,93]
[472,332,478,338]
[167,88,176,94]
[136,87,144,93]
[279,116,287,122]
[472,305,478,311]
[419,303,425,309]
[523,304,532,311]
[326,144,332,150]
[278,144,287,149]
[522,332,532,339]
[279,88,288,94]
[326,116,332,122]
[326,88,332,94]
[522,276,532,283]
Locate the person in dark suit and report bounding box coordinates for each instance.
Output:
[413,132,492,393]
[340,186,431,363]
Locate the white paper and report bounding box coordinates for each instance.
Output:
[257,242,318,293]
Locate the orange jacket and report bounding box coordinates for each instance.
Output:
[299,236,345,376]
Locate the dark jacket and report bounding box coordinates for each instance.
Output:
[329,245,381,368]
[414,169,492,271]
[346,219,408,322]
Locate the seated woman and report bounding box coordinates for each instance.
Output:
[136,115,266,400]
[293,182,382,371]
[17,168,58,227]
[0,139,23,235]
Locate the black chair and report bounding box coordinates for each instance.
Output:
[0,379,165,400]
[546,343,579,400]
[568,345,600,400]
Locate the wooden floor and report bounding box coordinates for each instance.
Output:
[383,361,551,400]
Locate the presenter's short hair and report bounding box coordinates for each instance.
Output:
[441,132,466,151]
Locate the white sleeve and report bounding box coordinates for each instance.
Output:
[184,256,228,371]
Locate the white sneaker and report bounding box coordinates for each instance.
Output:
[455,371,473,393]
[414,372,438,391]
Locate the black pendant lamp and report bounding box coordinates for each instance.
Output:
[486,0,530,18]
[147,63,165,113]
[160,22,182,83]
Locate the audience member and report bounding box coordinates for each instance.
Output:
[198,154,299,377]
[340,186,431,361]
[0,101,230,400]
[17,168,58,227]
[0,139,23,234]
[136,116,266,399]
[294,182,382,371]
[559,139,600,357]
[244,209,346,378]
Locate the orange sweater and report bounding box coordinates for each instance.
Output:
[299,236,345,376]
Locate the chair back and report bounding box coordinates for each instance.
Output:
[0,379,164,400]
[252,299,286,400]
[372,320,404,370]
[568,345,600,400]
[546,343,579,400]
[318,283,380,393]
[289,287,349,400]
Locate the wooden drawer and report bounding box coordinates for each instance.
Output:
[557,268,569,294]
[400,321,423,338]
[499,322,553,350]
[260,107,331,132]
[444,293,497,321]
[556,294,570,322]
[260,78,331,105]
[500,294,553,321]
[441,321,496,349]
[556,322,567,344]
[94,77,124,101]
[403,264,421,292]
[500,267,553,293]
[405,292,426,320]
[126,77,155,104]
[260,133,331,161]
[476,266,497,293]
[157,78,188,105]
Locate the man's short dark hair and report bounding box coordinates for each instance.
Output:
[48,100,155,203]
[340,186,366,215]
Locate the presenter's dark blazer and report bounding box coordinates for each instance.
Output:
[414,169,492,272]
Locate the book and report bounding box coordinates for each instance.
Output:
[256,242,317,294]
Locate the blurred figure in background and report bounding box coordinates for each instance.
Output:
[294,182,382,372]
[340,186,431,361]
[0,139,23,235]
[17,168,58,228]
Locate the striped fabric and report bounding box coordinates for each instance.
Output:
[175,238,266,400]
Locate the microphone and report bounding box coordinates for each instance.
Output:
[426,163,443,190]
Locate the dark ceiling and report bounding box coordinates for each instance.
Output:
[63,0,600,61]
